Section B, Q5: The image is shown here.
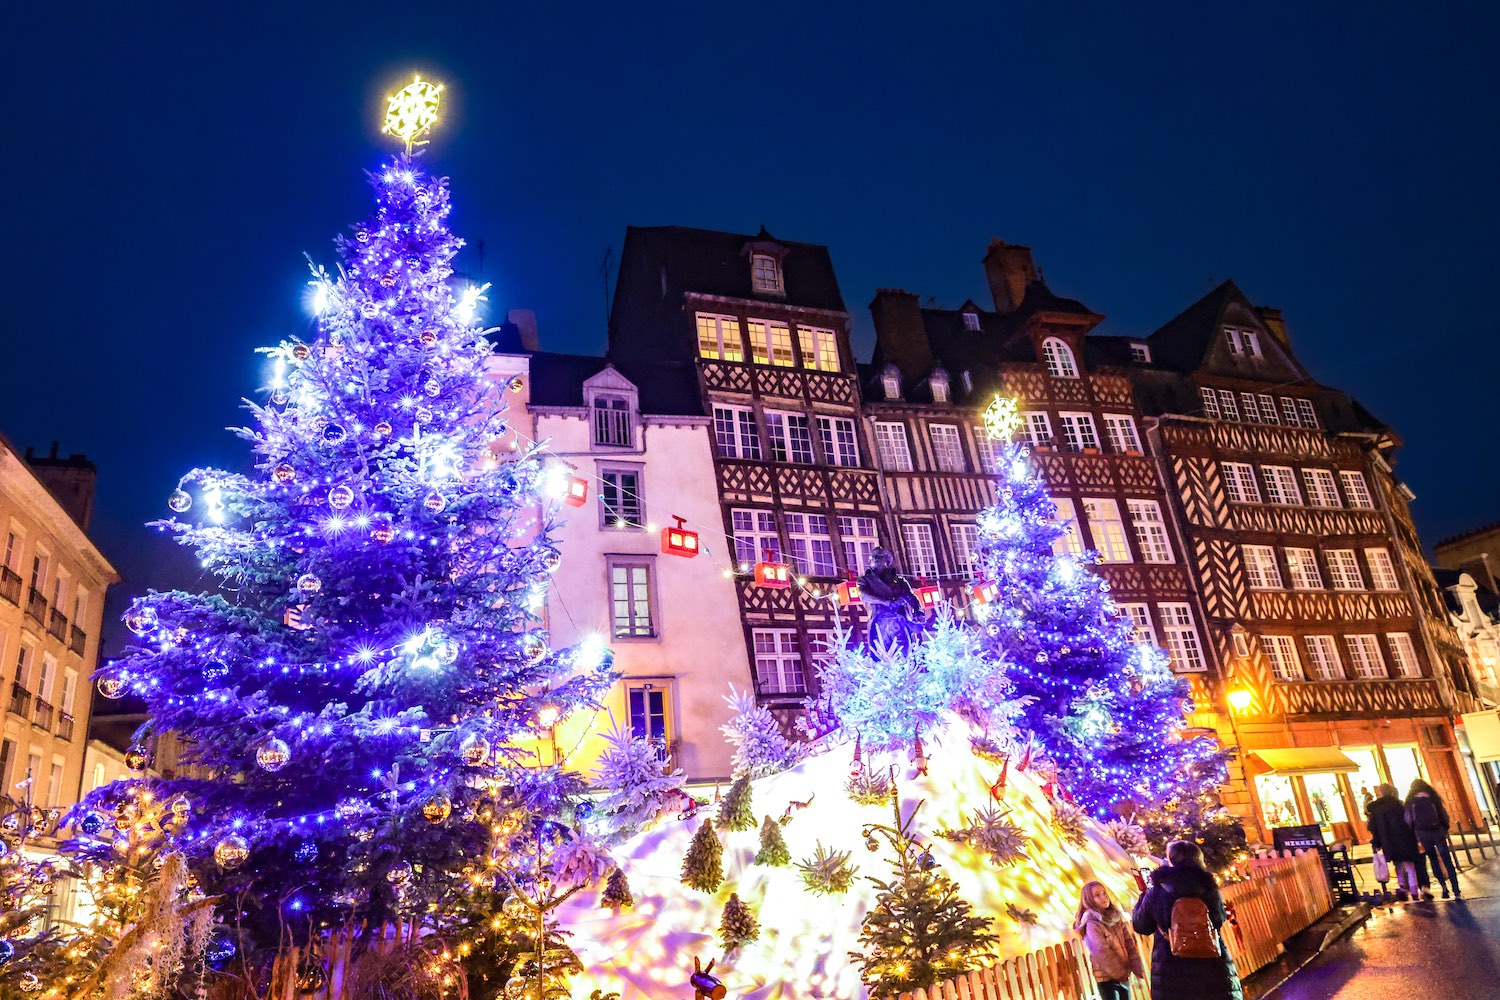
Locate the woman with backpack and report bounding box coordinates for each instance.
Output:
[1074,880,1146,999]
[1365,783,1423,900]
[1406,779,1460,898]
[1131,840,1243,1000]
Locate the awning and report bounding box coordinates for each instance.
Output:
[1252,747,1360,776]
[1461,710,1500,763]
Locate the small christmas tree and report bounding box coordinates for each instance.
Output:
[719,893,760,951]
[593,720,685,842]
[680,820,724,893]
[720,686,802,778]
[796,843,857,896]
[716,774,755,832]
[600,868,633,910]
[754,816,791,866]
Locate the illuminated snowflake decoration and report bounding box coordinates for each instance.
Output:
[383,75,443,153]
[981,395,1022,441]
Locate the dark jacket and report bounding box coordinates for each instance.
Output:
[1365,795,1420,863]
[1131,864,1243,1000]
[1405,792,1450,837]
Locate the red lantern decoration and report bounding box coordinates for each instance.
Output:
[660,515,700,558]
[754,550,791,589]
[563,475,589,507]
[913,579,942,608]
[836,570,862,607]
[970,578,999,604]
[989,756,1009,801]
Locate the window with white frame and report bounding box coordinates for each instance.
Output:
[1303,468,1341,508]
[1119,604,1157,646]
[929,370,950,403]
[46,759,62,807]
[1052,499,1085,558]
[599,468,644,528]
[874,421,913,471]
[2,530,17,571]
[750,253,783,294]
[1262,466,1303,505]
[1295,398,1319,428]
[881,370,901,399]
[1217,389,1240,420]
[752,629,806,694]
[747,319,794,366]
[696,312,743,362]
[1262,635,1304,681]
[1340,470,1374,508]
[1127,500,1173,563]
[1058,412,1100,452]
[1159,604,1206,671]
[1243,545,1283,589]
[1279,397,1300,426]
[1285,548,1324,590]
[902,522,939,577]
[1200,387,1221,419]
[1224,327,1262,358]
[60,670,76,716]
[1258,394,1278,424]
[608,559,656,638]
[950,523,979,575]
[798,326,840,372]
[929,424,967,473]
[1130,342,1151,363]
[1240,392,1263,423]
[838,516,879,573]
[1042,337,1079,378]
[731,509,780,568]
[1387,633,1421,677]
[713,405,761,459]
[1221,462,1262,503]
[972,433,1000,473]
[37,653,55,701]
[1103,414,1142,454]
[1083,498,1131,562]
[816,416,860,467]
[591,395,632,447]
[1304,635,1344,679]
[1326,549,1363,590]
[765,410,814,464]
[1022,411,1053,448]
[784,513,837,576]
[1346,634,1386,678]
[1365,548,1400,590]
[962,311,981,331]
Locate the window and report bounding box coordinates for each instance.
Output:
[14,643,31,687]
[1285,548,1324,590]
[752,630,806,694]
[881,371,901,400]
[61,670,76,714]
[961,371,974,395]
[838,516,879,572]
[591,395,632,447]
[1303,469,1341,508]
[1127,500,1173,563]
[1083,499,1131,563]
[1243,545,1283,589]
[37,653,54,700]
[695,312,743,362]
[1058,412,1100,452]
[929,424,967,473]
[963,311,981,332]
[950,523,979,575]
[1295,398,1319,429]
[599,468,644,528]
[902,522,939,577]
[1258,394,1278,424]
[874,422,913,471]
[1240,392,1262,423]
[91,761,105,791]
[731,509,780,568]
[1221,462,1262,503]
[1200,387,1221,419]
[1042,337,1079,378]
[929,371,950,403]
[713,405,761,459]
[1340,471,1374,508]
[1387,633,1421,677]
[627,683,670,748]
[1130,342,1151,363]
[1365,548,1400,590]
[1119,604,1156,646]
[816,416,860,467]
[747,319,794,366]
[973,433,1000,473]
[798,326,840,372]
[784,513,836,576]
[1159,604,1206,672]
[750,253,783,293]
[1346,634,1386,679]
[1279,397,1300,426]
[2,531,16,570]
[0,740,11,798]
[1103,415,1142,454]
[608,560,655,638]
[1051,499,1086,558]
[1262,466,1303,505]
[1304,635,1344,680]
[1021,411,1054,448]
[1262,635,1304,681]
[1326,549,1363,590]
[46,760,62,807]
[1217,389,1240,420]
[1225,327,1262,357]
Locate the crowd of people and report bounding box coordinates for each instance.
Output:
[1073,779,1462,1000]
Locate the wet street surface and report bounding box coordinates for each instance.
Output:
[1270,860,1500,999]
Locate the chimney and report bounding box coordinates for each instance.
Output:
[507,309,540,352]
[982,239,1038,315]
[24,446,99,530]
[1254,306,1290,350]
[869,289,932,381]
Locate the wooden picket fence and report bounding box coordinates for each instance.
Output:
[897,850,1332,1000]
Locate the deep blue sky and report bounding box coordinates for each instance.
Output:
[5,3,1498,637]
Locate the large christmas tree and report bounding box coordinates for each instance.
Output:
[76,79,612,961]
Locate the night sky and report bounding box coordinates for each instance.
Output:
[6,3,1498,647]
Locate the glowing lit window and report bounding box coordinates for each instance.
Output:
[798,326,840,371]
[1082,498,1131,563]
[695,313,743,362]
[747,319,794,366]
[1042,338,1079,378]
[1051,499,1086,558]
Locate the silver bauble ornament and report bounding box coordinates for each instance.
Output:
[256,738,291,772]
[168,489,192,513]
[328,485,355,509]
[296,573,322,596]
[214,835,250,870]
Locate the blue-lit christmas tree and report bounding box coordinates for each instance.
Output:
[74,79,613,964]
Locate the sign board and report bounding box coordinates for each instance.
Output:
[1272,823,1327,856]
[1461,710,1500,763]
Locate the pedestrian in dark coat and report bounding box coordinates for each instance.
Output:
[1405,779,1460,898]
[1131,841,1243,1000]
[1365,784,1421,899]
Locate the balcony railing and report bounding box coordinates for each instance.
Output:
[25,587,48,624]
[33,699,53,731]
[47,608,68,641]
[69,625,87,656]
[56,712,74,742]
[0,566,20,605]
[9,683,32,718]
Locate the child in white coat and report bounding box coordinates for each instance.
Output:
[1075,880,1146,1000]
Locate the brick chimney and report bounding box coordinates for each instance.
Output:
[981,239,1038,315]
[507,309,541,352]
[869,289,931,381]
[24,442,98,530]
[1254,306,1290,350]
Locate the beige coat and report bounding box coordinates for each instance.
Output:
[1075,908,1146,983]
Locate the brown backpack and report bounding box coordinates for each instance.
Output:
[1168,896,1220,959]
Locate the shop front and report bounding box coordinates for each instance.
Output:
[1248,747,1362,845]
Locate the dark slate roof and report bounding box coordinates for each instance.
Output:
[1433,566,1500,619]
[1144,279,1245,372]
[526,351,705,417]
[1435,520,1500,551]
[621,225,847,312]
[1012,281,1100,322]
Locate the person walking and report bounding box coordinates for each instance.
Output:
[1131,841,1243,1000]
[1075,880,1146,1000]
[1365,783,1422,900]
[1406,779,1460,898]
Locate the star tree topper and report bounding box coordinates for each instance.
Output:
[982,395,1022,441]
[383,75,443,154]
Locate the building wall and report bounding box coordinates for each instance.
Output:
[1435,524,1500,593]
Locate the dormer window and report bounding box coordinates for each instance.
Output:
[881,365,902,401]
[751,254,783,294]
[962,312,981,332]
[1224,327,1262,358]
[583,366,640,450]
[592,395,633,447]
[961,370,973,394]
[1041,337,1079,379]
[929,368,950,404]
[1129,342,1151,363]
